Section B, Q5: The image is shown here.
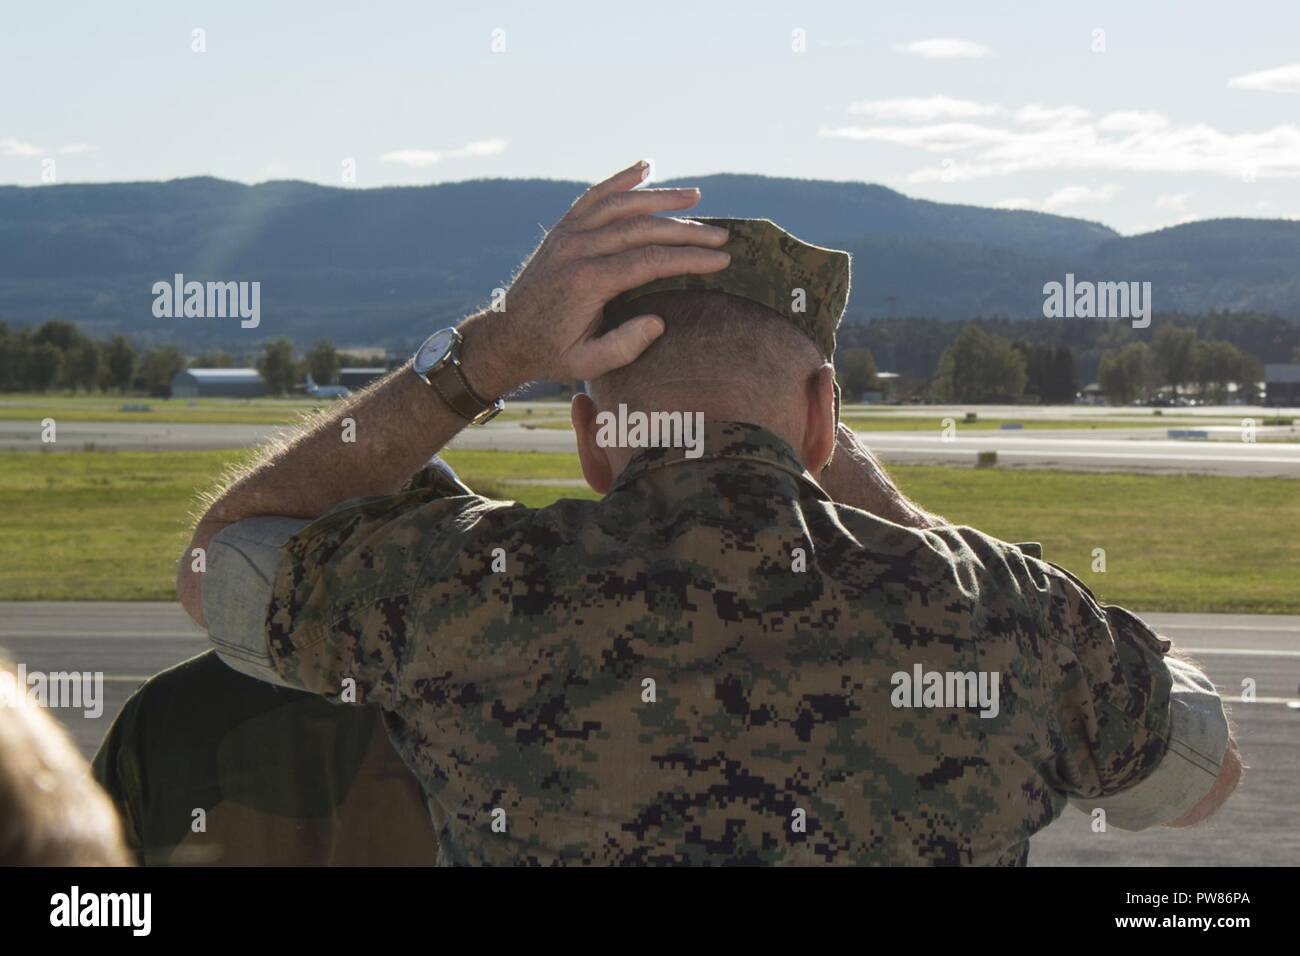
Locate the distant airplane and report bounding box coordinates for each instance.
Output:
[302,373,352,399]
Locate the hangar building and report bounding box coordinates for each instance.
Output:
[170,368,268,398]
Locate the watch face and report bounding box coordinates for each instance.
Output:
[413,328,457,375]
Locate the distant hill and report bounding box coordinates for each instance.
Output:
[1,174,1297,348]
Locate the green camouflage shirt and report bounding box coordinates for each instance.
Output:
[93,651,439,866]
[257,421,1179,866]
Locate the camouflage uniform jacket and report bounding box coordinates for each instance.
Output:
[215,421,1222,865]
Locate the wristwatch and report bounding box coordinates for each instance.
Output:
[411,327,503,424]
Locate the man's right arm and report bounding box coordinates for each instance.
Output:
[818,423,1240,828]
[1037,564,1239,830]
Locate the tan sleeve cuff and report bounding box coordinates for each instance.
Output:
[204,516,310,688]
[1069,657,1229,830]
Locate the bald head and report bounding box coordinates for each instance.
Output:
[590,290,825,427]
[573,290,837,492]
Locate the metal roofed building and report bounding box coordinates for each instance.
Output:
[170,368,268,398]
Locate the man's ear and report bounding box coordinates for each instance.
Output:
[801,365,837,472]
[571,392,615,494]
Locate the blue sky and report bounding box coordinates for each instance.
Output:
[3,0,1298,234]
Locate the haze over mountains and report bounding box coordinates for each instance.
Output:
[2,174,1298,348]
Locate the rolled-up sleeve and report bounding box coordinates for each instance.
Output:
[1033,558,1230,830]
[203,455,479,703]
[1069,655,1229,830]
[204,516,310,688]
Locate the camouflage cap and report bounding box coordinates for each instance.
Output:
[603,217,851,361]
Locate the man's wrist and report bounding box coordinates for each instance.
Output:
[457,312,525,400]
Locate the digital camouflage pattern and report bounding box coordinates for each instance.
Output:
[602,217,850,361]
[93,651,439,866]
[264,421,1174,866]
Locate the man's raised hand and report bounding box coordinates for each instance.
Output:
[466,160,730,388]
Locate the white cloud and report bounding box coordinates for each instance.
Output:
[1228,63,1300,93]
[0,138,43,157]
[1041,184,1120,210]
[989,186,1121,214]
[819,98,1300,182]
[820,121,1010,153]
[894,38,993,59]
[380,138,507,168]
[1014,104,1091,126]
[1154,192,1189,211]
[381,149,442,168]
[58,143,98,155]
[451,138,507,158]
[1098,111,1169,133]
[848,97,1000,122]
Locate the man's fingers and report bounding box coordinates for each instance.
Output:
[562,160,650,222]
[591,244,730,294]
[579,188,702,229]
[579,216,729,256]
[567,314,666,379]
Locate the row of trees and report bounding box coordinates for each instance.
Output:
[0,317,1277,405]
[0,320,358,396]
[896,322,1259,405]
[840,311,1296,386]
[250,340,344,395]
[1097,327,1262,404]
[0,320,176,394]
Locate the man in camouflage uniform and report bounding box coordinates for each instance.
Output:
[178,161,1240,865]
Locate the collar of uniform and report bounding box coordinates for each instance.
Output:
[609,419,828,498]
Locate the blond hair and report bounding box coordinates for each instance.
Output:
[0,658,129,866]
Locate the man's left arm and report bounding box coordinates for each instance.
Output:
[176,341,502,631]
[178,161,732,653]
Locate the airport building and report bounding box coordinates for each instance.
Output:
[1264,364,1300,406]
[170,368,268,398]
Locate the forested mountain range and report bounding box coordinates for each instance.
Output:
[2,173,1298,353]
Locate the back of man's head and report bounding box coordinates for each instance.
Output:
[590,290,826,431]
[575,290,836,489]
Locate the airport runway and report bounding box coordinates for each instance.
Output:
[3,416,1299,477]
[854,431,1300,477]
[1,602,1295,866]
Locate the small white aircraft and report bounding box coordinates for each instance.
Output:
[302,373,352,399]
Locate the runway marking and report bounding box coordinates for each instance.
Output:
[1155,624,1300,633]
[866,445,1300,466]
[0,631,204,640]
[1180,648,1300,658]
[1237,697,1300,706]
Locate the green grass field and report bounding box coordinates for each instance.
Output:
[837,414,1264,432]
[0,393,576,427]
[1,447,1295,611]
[484,413,1249,433]
[2,392,1268,434]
